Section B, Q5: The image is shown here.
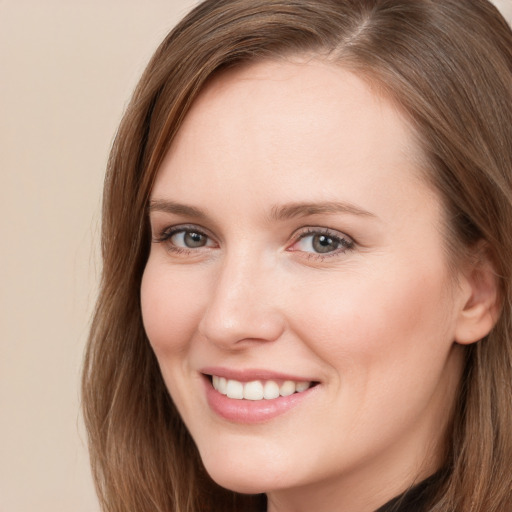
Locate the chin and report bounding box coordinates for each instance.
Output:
[199,448,290,495]
[205,464,271,494]
[210,474,268,495]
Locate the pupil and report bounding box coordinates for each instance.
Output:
[185,232,205,248]
[313,234,338,253]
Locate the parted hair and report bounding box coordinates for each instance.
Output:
[82,1,512,510]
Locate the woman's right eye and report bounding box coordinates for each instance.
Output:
[170,230,210,248]
[154,226,217,252]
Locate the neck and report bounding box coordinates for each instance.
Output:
[266,436,445,512]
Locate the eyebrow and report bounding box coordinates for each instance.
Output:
[268,201,376,221]
[148,199,376,221]
[148,199,208,219]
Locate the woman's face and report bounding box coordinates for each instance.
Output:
[141,59,469,510]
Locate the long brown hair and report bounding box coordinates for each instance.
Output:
[82,1,512,510]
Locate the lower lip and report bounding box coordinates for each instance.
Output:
[204,377,317,424]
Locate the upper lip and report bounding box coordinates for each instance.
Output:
[200,366,318,383]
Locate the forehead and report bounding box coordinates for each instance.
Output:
[178,57,412,151]
[153,57,435,224]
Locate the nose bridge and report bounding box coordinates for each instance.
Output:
[198,246,284,347]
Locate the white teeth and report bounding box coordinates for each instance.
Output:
[212,376,312,400]
[218,377,227,394]
[243,380,264,400]
[226,379,244,399]
[279,380,296,397]
[263,380,280,399]
[295,381,310,392]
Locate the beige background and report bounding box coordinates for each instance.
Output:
[1,1,510,511]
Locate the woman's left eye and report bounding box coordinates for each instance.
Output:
[289,229,354,257]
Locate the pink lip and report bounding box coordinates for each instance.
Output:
[200,368,319,424]
[201,366,315,383]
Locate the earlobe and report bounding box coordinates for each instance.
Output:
[454,246,501,345]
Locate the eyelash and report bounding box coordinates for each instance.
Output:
[152,224,355,260]
[290,228,355,260]
[153,225,215,255]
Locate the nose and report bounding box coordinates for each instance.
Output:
[197,251,286,350]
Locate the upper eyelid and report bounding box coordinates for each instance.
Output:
[154,223,215,239]
[291,226,354,243]
[148,211,217,234]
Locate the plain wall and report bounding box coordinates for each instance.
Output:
[1,1,510,511]
[0,2,198,511]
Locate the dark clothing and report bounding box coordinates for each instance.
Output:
[374,470,445,512]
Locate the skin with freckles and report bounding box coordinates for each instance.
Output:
[140,59,480,512]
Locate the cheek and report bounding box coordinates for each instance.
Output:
[284,263,461,449]
[287,261,456,377]
[140,259,206,356]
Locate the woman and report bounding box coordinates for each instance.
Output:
[82,1,512,511]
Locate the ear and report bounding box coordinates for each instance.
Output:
[454,243,501,345]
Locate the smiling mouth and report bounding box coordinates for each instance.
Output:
[208,375,317,401]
